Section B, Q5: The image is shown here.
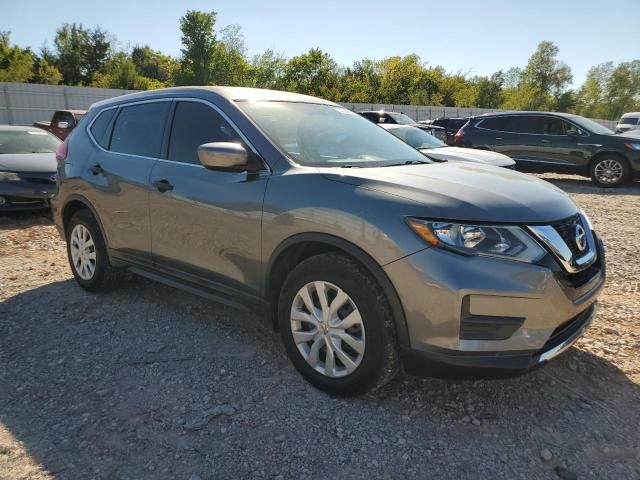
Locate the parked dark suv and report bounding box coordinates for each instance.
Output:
[431,117,468,145]
[455,111,640,187]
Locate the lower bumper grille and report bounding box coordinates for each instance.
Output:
[540,305,595,352]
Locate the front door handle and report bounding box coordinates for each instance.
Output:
[89,164,104,175]
[152,179,174,193]
[495,137,503,141]
[541,139,552,143]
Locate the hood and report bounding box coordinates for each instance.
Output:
[0,153,57,173]
[320,162,577,223]
[421,147,515,167]
[614,130,640,140]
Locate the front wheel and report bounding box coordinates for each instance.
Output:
[590,156,630,187]
[278,253,398,396]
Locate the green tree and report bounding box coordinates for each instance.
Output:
[215,24,249,85]
[0,31,34,82]
[281,48,340,99]
[53,23,112,85]
[31,57,62,84]
[131,45,178,83]
[520,41,572,109]
[177,10,218,85]
[475,72,504,108]
[247,49,287,89]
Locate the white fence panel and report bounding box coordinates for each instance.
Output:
[0,82,618,130]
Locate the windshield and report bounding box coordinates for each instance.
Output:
[238,102,430,167]
[0,130,61,154]
[565,115,613,135]
[387,112,416,125]
[620,117,639,125]
[387,126,446,149]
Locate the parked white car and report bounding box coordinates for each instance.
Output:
[615,112,640,134]
[380,124,515,168]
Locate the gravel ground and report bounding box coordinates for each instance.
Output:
[1,174,639,480]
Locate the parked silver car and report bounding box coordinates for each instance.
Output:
[380,124,515,167]
[53,87,605,395]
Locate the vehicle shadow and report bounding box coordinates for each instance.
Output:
[1,278,639,479]
[0,209,53,231]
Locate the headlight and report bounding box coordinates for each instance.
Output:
[624,142,640,151]
[406,218,546,263]
[0,171,20,181]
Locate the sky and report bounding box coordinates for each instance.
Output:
[3,0,640,87]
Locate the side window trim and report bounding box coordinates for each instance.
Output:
[86,99,172,160]
[476,115,588,137]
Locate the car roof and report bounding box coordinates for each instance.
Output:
[0,125,53,133]
[91,86,338,109]
[620,112,640,117]
[472,111,578,120]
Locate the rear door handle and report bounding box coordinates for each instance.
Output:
[541,139,552,143]
[495,137,503,141]
[152,179,174,193]
[89,164,104,175]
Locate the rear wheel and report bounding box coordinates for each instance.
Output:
[278,253,398,396]
[590,156,630,187]
[66,209,124,292]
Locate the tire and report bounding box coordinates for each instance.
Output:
[278,253,399,396]
[66,209,124,292]
[590,155,630,188]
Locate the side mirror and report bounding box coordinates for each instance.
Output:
[57,121,70,129]
[197,142,249,171]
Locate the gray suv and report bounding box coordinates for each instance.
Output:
[53,87,605,395]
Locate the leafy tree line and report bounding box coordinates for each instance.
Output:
[1,10,638,120]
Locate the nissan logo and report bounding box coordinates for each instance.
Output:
[574,224,587,252]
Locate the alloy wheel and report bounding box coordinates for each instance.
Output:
[594,159,623,185]
[70,224,97,280]
[290,281,366,378]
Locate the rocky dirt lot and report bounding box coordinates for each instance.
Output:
[1,174,639,480]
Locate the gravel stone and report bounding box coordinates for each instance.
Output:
[1,175,639,479]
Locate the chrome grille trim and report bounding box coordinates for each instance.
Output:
[527,211,597,274]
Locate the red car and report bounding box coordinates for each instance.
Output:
[33,109,86,140]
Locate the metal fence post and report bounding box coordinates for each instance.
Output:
[3,84,13,125]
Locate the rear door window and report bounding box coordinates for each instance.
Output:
[109,101,170,158]
[89,108,116,148]
[505,116,539,134]
[534,116,572,135]
[477,116,509,131]
[167,101,243,165]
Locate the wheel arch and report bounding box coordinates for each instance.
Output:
[264,233,410,348]
[61,195,113,262]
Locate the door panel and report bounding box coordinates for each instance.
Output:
[83,100,171,260]
[149,163,267,295]
[85,151,157,258]
[149,99,269,296]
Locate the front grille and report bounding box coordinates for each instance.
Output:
[18,173,56,184]
[551,214,582,258]
[541,305,594,352]
[0,196,47,206]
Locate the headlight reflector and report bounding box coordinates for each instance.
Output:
[407,218,546,263]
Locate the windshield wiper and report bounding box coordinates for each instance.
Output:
[339,164,363,168]
[383,160,430,167]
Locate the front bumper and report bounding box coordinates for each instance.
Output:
[384,234,605,377]
[0,181,56,211]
